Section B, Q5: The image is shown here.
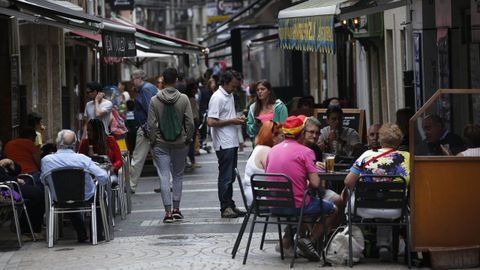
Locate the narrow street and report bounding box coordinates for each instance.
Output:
[0,144,415,269]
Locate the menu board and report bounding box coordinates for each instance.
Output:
[314,108,366,140]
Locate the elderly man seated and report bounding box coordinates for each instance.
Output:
[265,115,338,262]
[344,123,410,261]
[416,114,465,155]
[41,130,108,242]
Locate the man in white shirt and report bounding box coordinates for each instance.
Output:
[84,81,113,135]
[207,70,246,218]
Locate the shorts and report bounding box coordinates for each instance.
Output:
[270,196,335,216]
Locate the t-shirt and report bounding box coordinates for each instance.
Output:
[265,139,318,208]
[4,138,40,174]
[84,99,113,135]
[350,148,410,185]
[318,126,361,156]
[208,86,239,151]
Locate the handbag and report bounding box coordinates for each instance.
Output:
[324,225,365,265]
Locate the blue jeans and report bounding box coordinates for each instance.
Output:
[215,147,238,212]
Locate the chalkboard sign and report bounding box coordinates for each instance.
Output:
[314,108,366,141]
[102,30,136,57]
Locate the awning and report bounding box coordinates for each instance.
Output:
[70,31,102,42]
[278,0,347,53]
[111,17,206,55]
[1,0,101,33]
[339,0,406,20]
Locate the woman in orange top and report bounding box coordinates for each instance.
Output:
[4,127,41,185]
[78,119,122,183]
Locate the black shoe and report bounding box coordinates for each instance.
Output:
[154,188,161,193]
[233,207,246,217]
[221,207,238,218]
[297,238,320,262]
[172,209,184,221]
[77,231,88,243]
[163,212,174,223]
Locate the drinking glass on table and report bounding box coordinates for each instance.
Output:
[322,153,336,173]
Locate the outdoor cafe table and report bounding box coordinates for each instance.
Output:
[318,170,348,194]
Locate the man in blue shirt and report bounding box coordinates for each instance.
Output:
[129,69,160,193]
[41,129,108,242]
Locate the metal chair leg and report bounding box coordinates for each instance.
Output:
[232,207,252,258]
[277,221,284,260]
[99,188,110,242]
[21,203,36,241]
[259,216,269,250]
[48,206,54,248]
[12,204,22,247]
[242,214,257,265]
[91,204,97,245]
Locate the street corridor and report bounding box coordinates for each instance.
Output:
[0,147,415,270]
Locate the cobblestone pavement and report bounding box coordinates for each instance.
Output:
[0,144,418,270]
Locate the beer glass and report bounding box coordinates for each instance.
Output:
[322,153,336,173]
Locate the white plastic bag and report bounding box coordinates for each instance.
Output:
[324,225,365,265]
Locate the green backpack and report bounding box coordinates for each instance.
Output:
[159,101,183,141]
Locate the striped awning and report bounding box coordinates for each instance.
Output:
[278,0,346,53]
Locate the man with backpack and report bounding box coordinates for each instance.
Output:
[147,67,194,223]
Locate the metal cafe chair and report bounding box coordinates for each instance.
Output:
[41,167,109,247]
[0,181,36,247]
[346,174,411,268]
[241,173,328,268]
[232,168,278,259]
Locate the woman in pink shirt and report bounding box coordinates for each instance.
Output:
[246,80,288,140]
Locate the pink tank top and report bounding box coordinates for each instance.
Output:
[256,112,274,123]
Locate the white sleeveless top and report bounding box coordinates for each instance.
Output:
[243,145,270,205]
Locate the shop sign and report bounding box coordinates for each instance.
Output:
[278,15,335,53]
[109,0,134,11]
[102,30,136,57]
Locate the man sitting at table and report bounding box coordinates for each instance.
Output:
[265,115,338,261]
[344,123,410,261]
[416,114,465,155]
[317,106,362,157]
[353,123,381,159]
[41,129,108,242]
